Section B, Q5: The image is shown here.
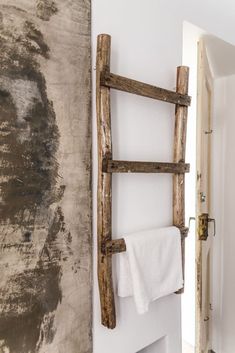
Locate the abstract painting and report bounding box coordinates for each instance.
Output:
[0,1,92,352]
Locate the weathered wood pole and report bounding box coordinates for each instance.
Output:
[173,66,190,293]
[96,34,116,329]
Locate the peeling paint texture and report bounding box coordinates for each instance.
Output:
[0,1,91,353]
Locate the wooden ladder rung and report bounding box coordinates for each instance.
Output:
[101,72,191,107]
[103,160,190,174]
[104,238,126,255]
[105,227,189,255]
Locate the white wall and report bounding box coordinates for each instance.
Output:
[211,75,235,353]
[138,337,167,353]
[92,1,235,353]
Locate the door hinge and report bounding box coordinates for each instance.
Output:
[204,129,213,134]
[200,192,206,203]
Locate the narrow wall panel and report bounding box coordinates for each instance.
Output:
[0,1,92,352]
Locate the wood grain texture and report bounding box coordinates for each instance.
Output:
[101,72,191,106]
[173,66,189,294]
[0,2,92,352]
[105,238,127,255]
[96,34,116,329]
[104,159,190,174]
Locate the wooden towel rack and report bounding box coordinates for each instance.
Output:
[96,34,191,329]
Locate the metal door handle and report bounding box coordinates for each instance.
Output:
[189,217,195,228]
[188,215,216,239]
[208,217,216,237]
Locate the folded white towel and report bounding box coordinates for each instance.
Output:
[117,226,183,314]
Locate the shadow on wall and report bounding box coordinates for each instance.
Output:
[137,336,167,353]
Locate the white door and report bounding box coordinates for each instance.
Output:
[196,40,214,353]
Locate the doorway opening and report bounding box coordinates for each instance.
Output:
[182,21,235,353]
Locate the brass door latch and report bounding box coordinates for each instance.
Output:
[189,213,216,241]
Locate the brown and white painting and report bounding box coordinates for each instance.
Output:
[0,1,92,352]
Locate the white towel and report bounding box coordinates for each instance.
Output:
[117,226,183,314]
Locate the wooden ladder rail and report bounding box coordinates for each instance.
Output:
[173,66,190,294]
[96,33,191,329]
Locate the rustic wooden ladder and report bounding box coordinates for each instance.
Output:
[96,34,191,329]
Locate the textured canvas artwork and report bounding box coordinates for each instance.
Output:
[0,1,92,352]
